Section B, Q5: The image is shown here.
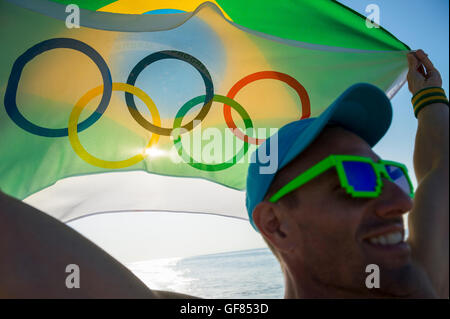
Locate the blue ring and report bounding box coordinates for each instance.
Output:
[4,38,112,137]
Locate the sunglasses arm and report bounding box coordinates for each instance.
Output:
[269,156,336,203]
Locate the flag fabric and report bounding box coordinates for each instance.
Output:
[0,0,409,223]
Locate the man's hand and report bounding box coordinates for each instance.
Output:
[407,49,442,95]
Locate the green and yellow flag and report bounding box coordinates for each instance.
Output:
[0,0,409,222]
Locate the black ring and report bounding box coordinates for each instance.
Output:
[125,50,214,136]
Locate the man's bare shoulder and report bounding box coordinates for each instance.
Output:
[0,191,174,298]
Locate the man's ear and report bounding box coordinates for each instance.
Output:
[252,201,294,253]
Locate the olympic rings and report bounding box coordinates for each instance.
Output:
[223,71,311,145]
[125,50,214,136]
[4,38,112,137]
[5,38,311,170]
[68,83,160,169]
[173,94,253,171]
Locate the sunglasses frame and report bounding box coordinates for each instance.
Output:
[269,154,415,203]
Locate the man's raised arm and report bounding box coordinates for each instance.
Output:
[406,50,449,298]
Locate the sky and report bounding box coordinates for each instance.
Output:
[70,0,449,264]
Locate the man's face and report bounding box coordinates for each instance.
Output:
[271,127,418,297]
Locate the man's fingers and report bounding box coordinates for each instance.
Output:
[407,53,423,80]
[407,53,418,69]
[417,51,442,83]
[407,49,443,91]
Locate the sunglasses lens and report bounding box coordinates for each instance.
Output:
[342,161,377,192]
[385,165,412,195]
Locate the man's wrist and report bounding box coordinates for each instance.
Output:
[416,102,449,118]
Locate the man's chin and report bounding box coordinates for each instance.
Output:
[356,229,436,297]
[358,241,429,297]
[362,261,430,298]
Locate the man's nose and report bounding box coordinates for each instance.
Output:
[373,178,414,219]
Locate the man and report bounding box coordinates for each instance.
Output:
[0,50,447,298]
[247,49,448,298]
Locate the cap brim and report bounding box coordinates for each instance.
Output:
[281,83,392,169]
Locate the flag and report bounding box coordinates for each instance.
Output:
[0,0,409,222]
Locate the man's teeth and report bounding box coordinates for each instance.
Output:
[368,231,403,245]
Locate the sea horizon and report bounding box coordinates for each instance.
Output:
[126,247,284,298]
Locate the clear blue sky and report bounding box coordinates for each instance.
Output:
[71,0,449,263]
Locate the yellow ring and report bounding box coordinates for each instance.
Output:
[68,82,161,169]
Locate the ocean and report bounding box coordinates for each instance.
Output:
[126,248,284,299]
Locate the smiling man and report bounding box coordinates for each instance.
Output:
[247,50,449,298]
[0,51,447,299]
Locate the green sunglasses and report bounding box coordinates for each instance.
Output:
[269,155,415,203]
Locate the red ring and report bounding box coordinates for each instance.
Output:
[223,71,311,145]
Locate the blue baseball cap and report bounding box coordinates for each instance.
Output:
[246,83,393,230]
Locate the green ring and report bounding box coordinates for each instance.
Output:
[173,94,253,171]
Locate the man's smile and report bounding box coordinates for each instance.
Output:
[361,224,411,259]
